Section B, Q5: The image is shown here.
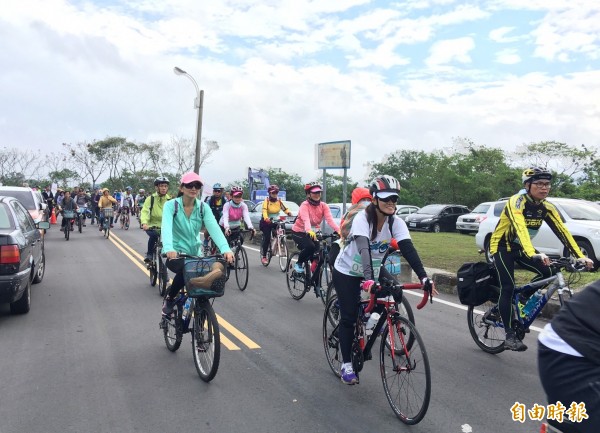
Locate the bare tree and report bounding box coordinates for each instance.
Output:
[63,141,109,187]
[164,135,219,175]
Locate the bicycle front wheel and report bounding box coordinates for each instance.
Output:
[149,261,158,287]
[235,246,249,291]
[286,252,307,300]
[385,297,417,353]
[163,302,183,352]
[380,315,431,425]
[317,263,332,305]
[78,217,82,233]
[467,301,505,354]
[125,215,130,230]
[65,224,70,241]
[278,236,288,272]
[323,294,342,378]
[157,256,167,297]
[192,300,221,382]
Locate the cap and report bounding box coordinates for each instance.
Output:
[376,191,398,199]
[309,186,322,193]
[180,172,203,185]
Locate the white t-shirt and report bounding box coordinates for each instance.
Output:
[334,210,411,278]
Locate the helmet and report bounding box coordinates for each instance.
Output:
[369,175,401,197]
[268,185,280,193]
[212,183,223,190]
[522,167,552,184]
[304,181,323,193]
[351,187,372,205]
[126,186,132,191]
[154,176,170,186]
[230,186,243,196]
[139,189,145,193]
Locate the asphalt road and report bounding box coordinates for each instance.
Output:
[0,222,552,433]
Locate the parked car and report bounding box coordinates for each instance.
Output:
[248,200,300,232]
[404,204,471,232]
[0,186,48,225]
[475,198,600,267]
[456,202,495,234]
[321,203,351,235]
[0,196,49,314]
[395,205,420,221]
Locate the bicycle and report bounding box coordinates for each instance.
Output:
[160,254,226,382]
[76,206,88,233]
[62,210,76,241]
[101,207,113,239]
[467,257,586,354]
[323,277,433,424]
[146,226,169,297]
[261,218,288,272]
[286,232,338,304]
[136,205,143,229]
[225,227,253,291]
[119,207,130,230]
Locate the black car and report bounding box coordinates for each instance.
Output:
[0,196,48,314]
[404,204,471,233]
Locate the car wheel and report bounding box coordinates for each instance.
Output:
[484,237,493,264]
[10,278,31,314]
[432,223,441,233]
[574,239,598,270]
[32,250,45,284]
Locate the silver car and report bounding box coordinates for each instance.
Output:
[456,202,495,234]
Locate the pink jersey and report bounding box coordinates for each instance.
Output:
[292,200,339,233]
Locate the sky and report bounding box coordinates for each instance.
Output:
[1,0,599,188]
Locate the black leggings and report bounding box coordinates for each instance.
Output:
[332,267,395,364]
[291,231,320,264]
[493,249,553,331]
[538,342,600,433]
[260,221,275,256]
[166,270,185,299]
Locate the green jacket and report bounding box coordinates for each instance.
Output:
[140,192,172,228]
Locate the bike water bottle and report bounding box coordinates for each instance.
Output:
[365,312,381,337]
[522,290,543,317]
[182,298,192,320]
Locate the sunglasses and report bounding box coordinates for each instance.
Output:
[378,195,398,203]
[183,182,203,190]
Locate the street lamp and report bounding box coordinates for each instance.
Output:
[173,66,204,173]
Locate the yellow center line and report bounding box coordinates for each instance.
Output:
[219,333,241,350]
[216,314,261,349]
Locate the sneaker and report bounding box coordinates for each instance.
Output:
[161,297,175,318]
[504,332,527,351]
[293,263,304,274]
[99,227,103,232]
[83,224,86,227]
[144,254,152,263]
[110,224,114,228]
[60,227,64,232]
[261,256,268,265]
[340,364,358,385]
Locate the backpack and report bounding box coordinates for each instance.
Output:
[456,262,499,306]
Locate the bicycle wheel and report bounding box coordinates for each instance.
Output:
[235,246,249,291]
[317,263,332,305]
[380,315,431,425]
[192,300,221,382]
[286,252,307,300]
[278,236,288,272]
[78,216,82,233]
[125,214,130,230]
[467,301,505,354]
[163,302,183,352]
[149,255,158,287]
[263,238,274,267]
[65,224,70,241]
[157,256,167,296]
[323,294,342,378]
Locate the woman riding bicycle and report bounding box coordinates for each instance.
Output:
[332,175,433,385]
[490,167,593,351]
[161,172,234,318]
[219,186,256,243]
[259,184,292,265]
[97,188,117,230]
[291,181,340,274]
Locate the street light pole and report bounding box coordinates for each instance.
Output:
[173,66,203,173]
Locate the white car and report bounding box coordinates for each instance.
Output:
[475,198,600,267]
[456,202,495,234]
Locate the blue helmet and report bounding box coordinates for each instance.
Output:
[212,183,223,190]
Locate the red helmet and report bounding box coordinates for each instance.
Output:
[230,186,243,196]
[351,187,372,205]
[268,185,280,194]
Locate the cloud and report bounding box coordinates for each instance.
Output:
[495,48,521,64]
[425,37,475,66]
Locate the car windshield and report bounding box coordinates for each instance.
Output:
[0,204,12,229]
[417,205,444,214]
[283,201,299,212]
[470,204,490,214]
[555,201,600,221]
[0,190,35,209]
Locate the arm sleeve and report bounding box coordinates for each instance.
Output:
[355,235,374,281]
[222,202,230,229]
[261,199,269,219]
[201,202,232,254]
[322,203,340,232]
[161,200,175,253]
[298,204,312,232]
[242,204,253,229]
[397,239,427,280]
[507,196,537,258]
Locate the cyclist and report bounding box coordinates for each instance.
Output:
[291,181,340,274]
[141,177,172,262]
[91,187,102,225]
[203,183,226,249]
[135,189,147,217]
[490,167,594,351]
[117,186,134,228]
[58,191,78,232]
[42,185,54,220]
[161,172,234,318]
[220,186,256,241]
[332,175,433,385]
[97,188,117,230]
[259,184,292,264]
[538,278,600,433]
[73,188,90,227]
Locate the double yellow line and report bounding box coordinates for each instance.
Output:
[108,232,260,351]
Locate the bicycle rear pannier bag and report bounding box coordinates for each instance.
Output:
[456,261,498,306]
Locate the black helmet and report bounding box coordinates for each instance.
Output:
[522,167,552,184]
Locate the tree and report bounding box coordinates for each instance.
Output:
[266,168,305,204]
[63,141,108,187]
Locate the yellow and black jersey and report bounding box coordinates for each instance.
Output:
[489,193,583,259]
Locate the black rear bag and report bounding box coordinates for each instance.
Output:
[456,262,499,306]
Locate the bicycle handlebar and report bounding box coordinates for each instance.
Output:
[550,257,587,273]
[363,278,432,315]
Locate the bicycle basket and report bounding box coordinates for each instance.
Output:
[184,257,227,298]
[384,251,401,276]
[63,211,75,219]
[102,208,114,218]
